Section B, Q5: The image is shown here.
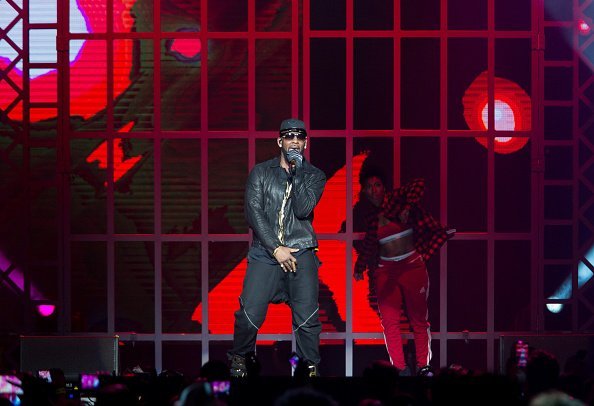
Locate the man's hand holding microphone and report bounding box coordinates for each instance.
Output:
[286,149,303,176]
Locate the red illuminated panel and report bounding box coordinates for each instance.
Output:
[169,38,202,59]
[0,0,135,122]
[85,122,142,185]
[462,71,531,154]
[314,154,366,233]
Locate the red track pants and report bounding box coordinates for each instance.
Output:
[373,252,431,370]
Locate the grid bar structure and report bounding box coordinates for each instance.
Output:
[33,0,557,376]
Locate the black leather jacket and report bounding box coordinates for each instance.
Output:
[245,156,326,254]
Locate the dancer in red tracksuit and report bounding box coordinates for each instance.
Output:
[354,175,454,376]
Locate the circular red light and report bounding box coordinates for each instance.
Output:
[578,19,591,35]
[463,71,531,154]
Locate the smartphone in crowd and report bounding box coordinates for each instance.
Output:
[37,370,52,383]
[516,340,529,368]
[211,380,230,398]
[80,373,100,390]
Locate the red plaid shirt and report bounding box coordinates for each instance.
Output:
[354,178,453,274]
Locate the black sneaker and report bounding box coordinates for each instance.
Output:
[229,354,247,378]
[245,352,261,377]
[417,365,434,377]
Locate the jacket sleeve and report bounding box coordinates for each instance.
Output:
[354,213,379,274]
[414,208,451,261]
[290,166,327,219]
[400,178,425,208]
[244,166,282,254]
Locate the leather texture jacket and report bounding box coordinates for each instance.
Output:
[245,156,326,254]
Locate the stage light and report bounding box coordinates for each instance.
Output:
[463,71,531,154]
[546,303,563,314]
[37,304,56,317]
[481,100,515,131]
[578,19,591,35]
[481,101,516,145]
[546,245,594,313]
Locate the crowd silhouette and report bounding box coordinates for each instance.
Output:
[2,345,594,405]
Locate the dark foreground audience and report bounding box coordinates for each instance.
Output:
[274,387,337,406]
[529,391,585,406]
[95,383,135,406]
[175,382,227,406]
[4,348,594,406]
[526,349,561,399]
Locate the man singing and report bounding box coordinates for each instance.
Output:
[228,118,327,378]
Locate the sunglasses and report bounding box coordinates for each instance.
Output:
[280,131,307,140]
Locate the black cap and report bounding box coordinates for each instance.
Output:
[279,118,307,136]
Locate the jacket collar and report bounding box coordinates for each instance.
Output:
[269,156,282,167]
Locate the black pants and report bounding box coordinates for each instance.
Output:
[230,249,322,364]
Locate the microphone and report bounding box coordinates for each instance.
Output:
[286,149,301,177]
